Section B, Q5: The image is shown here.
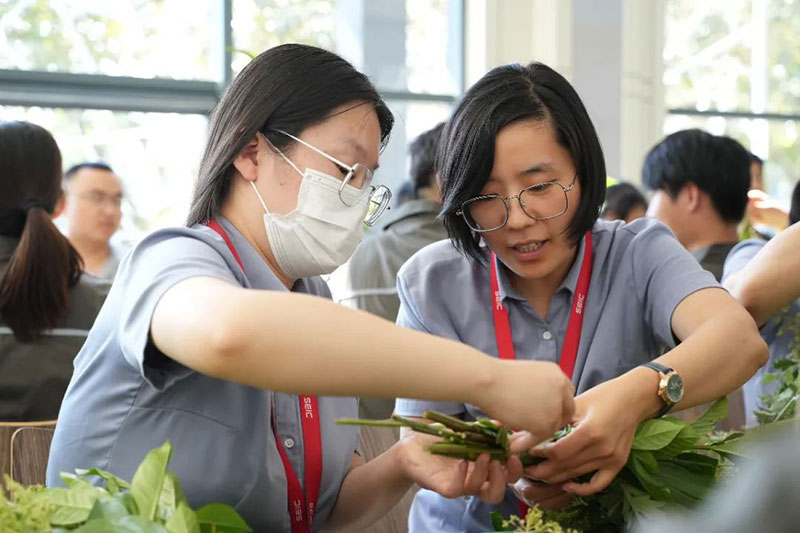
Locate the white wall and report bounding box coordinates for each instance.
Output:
[465,0,666,184]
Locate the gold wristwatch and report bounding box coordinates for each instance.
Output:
[642,362,684,417]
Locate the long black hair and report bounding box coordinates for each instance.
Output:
[187,44,394,226]
[437,62,607,262]
[0,121,83,342]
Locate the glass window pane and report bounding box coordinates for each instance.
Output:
[767,0,800,114]
[0,0,218,80]
[406,0,461,95]
[663,0,752,111]
[664,114,800,204]
[231,0,336,75]
[0,106,208,239]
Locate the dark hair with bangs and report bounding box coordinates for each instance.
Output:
[437,62,606,263]
[187,44,394,226]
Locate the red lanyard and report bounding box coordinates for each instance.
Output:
[490,231,592,376]
[206,220,322,533]
[490,232,592,517]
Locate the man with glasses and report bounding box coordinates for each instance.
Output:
[62,162,125,279]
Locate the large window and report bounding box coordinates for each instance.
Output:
[0,0,463,235]
[664,0,800,201]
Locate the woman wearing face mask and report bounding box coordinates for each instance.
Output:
[393,62,767,532]
[46,46,575,532]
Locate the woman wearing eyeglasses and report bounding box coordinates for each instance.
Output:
[394,62,767,532]
[46,46,576,532]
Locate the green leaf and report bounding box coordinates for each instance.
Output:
[688,397,728,435]
[631,418,686,451]
[60,472,93,490]
[627,454,671,502]
[656,461,716,506]
[761,373,778,385]
[628,450,658,474]
[158,472,186,522]
[196,503,252,532]
[165,501,200,533]
[490,510,510,531]
[76,467,132,495]
[109,515,169,532]
[670,453,719,476]
[42,486,101,526]
[654,425,700,459]
[87,497,131,522]
[131,442,174,521]
[115,492,140,515]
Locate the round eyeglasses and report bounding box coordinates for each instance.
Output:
[456,174,578,232]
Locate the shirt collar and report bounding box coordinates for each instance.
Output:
[494,234,587,303]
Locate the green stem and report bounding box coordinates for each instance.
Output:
[422,411,484,433]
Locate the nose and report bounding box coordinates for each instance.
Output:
[505,195,535,230]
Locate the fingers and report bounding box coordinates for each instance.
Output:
[562,379,576,426]
[463,454,490,495]
[563,468,616,496]
[504,455,523,484]
[476,460,508,504]
[511,479,573,510]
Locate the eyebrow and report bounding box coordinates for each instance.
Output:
[339,138,380,171]
[519,162,555,176]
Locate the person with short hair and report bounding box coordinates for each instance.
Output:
[600,182,648,223]
[393,62,766,532]
[46,45,576,532]
[63,162,125,279]
[643,129,751,281]
[0,121,109,421]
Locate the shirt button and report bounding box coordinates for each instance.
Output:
[284,438,295,449]
[542,331,552,341]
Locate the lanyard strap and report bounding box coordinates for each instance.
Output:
[490,231,592,517]
[205,219,322,533]
[489,231,593,378]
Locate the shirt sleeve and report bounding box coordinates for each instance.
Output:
[393,266,467,417]
[721,239,766,282]
[630,222,720,348]
[116,231,241,391]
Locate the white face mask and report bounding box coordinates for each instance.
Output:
[250,166,370,280]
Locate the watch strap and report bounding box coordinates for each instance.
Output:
[641,361,676,417]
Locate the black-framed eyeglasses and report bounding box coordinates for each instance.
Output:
[456,174,578,232]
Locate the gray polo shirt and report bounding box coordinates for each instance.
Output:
[0,236,109,421]
[722,238,800,427]
[394,218,718,532]
[47,218,358,532]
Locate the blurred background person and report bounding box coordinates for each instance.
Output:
[62,162,125,280]
[0,121,109,422]
[331,122,447,419]
[643,129,751,282]
[600,182,648,223]
[723,179,800,426]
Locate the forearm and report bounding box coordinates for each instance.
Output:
[615,308,767,424]
[153,278,495,402]
[728,223,800,325]
[324,448,412,531]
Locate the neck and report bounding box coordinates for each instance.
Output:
[510,243,579,318]
[219,202,295,290]
[685,220,740,253]
[70,235,111,274]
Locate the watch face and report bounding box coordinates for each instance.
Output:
[666,374,684,403]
